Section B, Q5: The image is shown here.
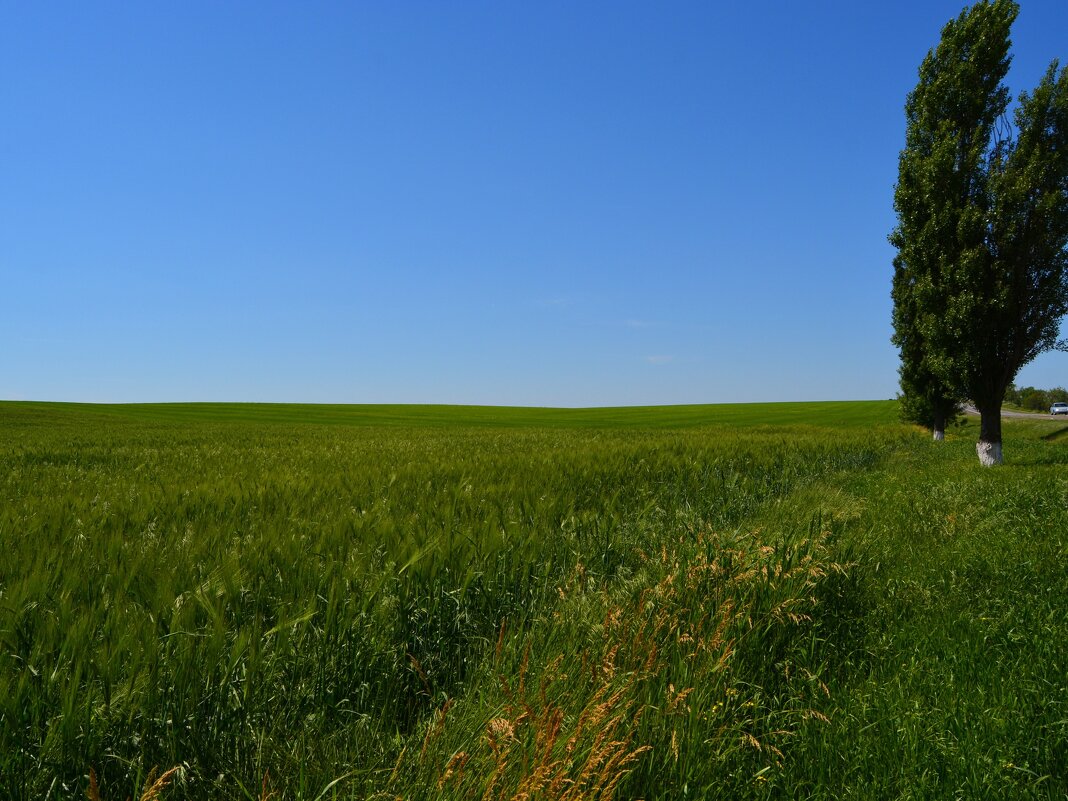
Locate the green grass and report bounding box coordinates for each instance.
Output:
[0,399,897,428]
[0,400,1064,800]
[769,419,1068,800]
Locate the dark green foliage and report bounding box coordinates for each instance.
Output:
[890,0,1068,459]
[895,336,963,435]
[1006,384,1068,411]
[893,247,964,436]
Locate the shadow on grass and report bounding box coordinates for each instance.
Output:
[1040,424,1068,442]
[1004,450,1068,467]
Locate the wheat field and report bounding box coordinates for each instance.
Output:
[1,401,1065,799]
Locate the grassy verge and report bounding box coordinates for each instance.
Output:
[768,418,1068,800]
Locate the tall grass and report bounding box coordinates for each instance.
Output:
[1,401,1064,799]
[770,420,1068,800]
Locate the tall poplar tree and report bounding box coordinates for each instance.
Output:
[891,0,1068,465]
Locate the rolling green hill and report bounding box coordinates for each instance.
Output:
[1,398,898,428]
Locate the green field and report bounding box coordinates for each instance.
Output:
[1,401,1066,800]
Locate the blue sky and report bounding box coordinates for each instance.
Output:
[3,1,1067,406]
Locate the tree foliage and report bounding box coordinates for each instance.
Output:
[892,254,963,437]
[890,0,1068,463]
[1005,383,1068,411]
[896,361,962,437]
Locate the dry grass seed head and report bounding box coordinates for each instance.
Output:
[420,697,454,760]
[87,768,101,801]
[437,751,471,790]
[259,770,279,801]
[494,618,507,663]
[666,685,694,713]
[487,717,517,756]
[599,645,619,680]
[140,767,182,801]
[86,766,181,801]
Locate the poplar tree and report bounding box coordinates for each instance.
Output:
[892,256,962,440]
[890,0,1068,465]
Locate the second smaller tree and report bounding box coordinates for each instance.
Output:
[893,255,963,439]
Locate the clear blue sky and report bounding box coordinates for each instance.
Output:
[3,1,1067,406]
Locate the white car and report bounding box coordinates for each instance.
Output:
[1051,402,1068,415]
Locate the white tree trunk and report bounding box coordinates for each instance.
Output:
[933,429,945,441]
[976,440,1003,466]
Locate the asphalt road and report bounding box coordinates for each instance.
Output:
[963,404,1060,419]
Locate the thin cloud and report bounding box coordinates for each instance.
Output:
[645,355,675,365]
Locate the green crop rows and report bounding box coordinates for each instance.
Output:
[1,401,1065,799]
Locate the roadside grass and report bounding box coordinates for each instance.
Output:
[767,418,1068,800]
[0,401,1064,799]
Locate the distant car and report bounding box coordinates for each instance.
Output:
[1052,402,1068,415]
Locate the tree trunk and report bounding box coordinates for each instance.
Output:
[976,405,1003,466]
[932,407,946,441]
